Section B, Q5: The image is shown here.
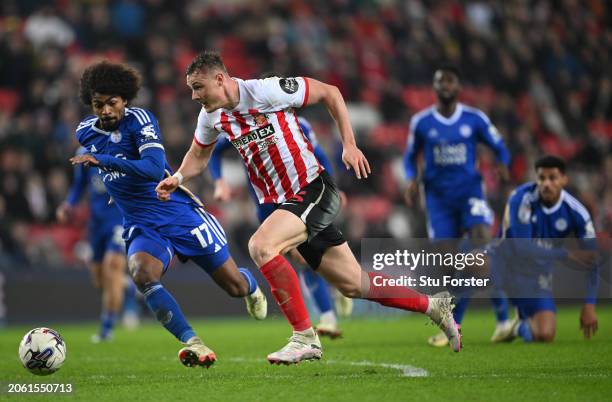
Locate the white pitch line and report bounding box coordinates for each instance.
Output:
[228,357,428,378]
[327,360,428,378]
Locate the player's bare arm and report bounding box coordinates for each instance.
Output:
[305,78,371,179]
[156,139,214,201]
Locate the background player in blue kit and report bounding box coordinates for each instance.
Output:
[494,155,599,342]
[57,148,139,342]
[403,64,511,346]
[208,116,351,338]
[69,61,267,368]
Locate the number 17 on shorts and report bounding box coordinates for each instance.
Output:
[191,208,228,251]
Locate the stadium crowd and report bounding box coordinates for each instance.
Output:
[0,0,610,269]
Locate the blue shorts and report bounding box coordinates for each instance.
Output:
[425,186,493,239]
[256,203,278,223]
[511,297,557,319]
[89,223,125,263]
[124,206,229,274]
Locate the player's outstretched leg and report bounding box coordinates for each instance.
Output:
[318,243,461,352]
[129,252,216,368]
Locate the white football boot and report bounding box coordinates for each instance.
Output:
[426,292,461,352]
[178,337,217,368]
[267,328,323,365]
[490,320,514,343]
[245,287,267,320]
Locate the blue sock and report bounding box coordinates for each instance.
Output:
[517,320,533,342]
[123,278,139,315]
[453,297,470,324]
[490,291,509,323]
[239,268,257,295]
[302,270,333,313]
[143,282,196,343]
[100,311,117,338]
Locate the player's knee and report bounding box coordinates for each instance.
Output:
[128,258,157,290]
[535,328,556,342]
[248,235,276,266]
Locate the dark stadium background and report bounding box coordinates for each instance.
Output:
[0,0,610,323]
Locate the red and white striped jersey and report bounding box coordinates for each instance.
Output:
[194,77,323,204]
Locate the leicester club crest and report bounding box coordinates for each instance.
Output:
[110,131,122,143]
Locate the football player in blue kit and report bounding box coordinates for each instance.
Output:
[403,64,512,346]
[494,155,599,342]
[57,147,139,343]
[69,61,267,368]
[208,116,351,338]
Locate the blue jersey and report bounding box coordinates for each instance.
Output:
[76,108,202,229]
[75,107,229,271]
[500,182,598,302]
[403,103,510,196]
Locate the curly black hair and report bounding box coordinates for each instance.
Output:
[186,50,227,76]
[535,155,566,173]
[79,61,141,106]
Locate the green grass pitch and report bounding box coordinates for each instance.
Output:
[1,305,611,401]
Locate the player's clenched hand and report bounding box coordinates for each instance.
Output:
[342,144,371,179]
[580,304,598,339]
[497,163,510,183]
[155,177,179,202]
[213,179,231,202]
[403,180,418,208]
[70,154,99,167]
[56,202,73,224]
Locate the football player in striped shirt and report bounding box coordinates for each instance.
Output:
[157,51,462,364]
[208,115,351,338]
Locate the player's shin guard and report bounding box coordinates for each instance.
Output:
[260,255,311,331]
[142,282,196,342]
[302,269,333,313]
[239,267,258,295]
[366,272,429,313]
